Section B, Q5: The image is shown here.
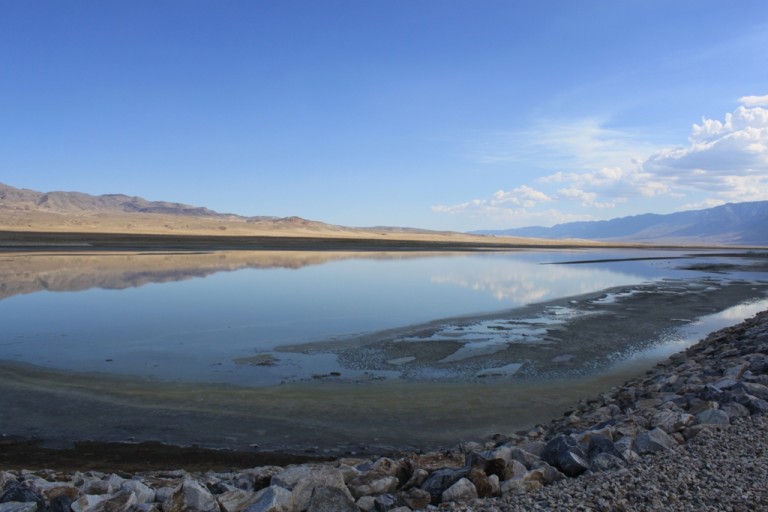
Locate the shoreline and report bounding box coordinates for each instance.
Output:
[2,276,767,456]
[2,230,761,253]
[2,309,767,510]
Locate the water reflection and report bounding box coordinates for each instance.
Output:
[430,260,646,305]
[1,249,768,452]
[0,251,437,301]
[0,250,766,388]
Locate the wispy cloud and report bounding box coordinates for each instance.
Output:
[739,94,768,107]
[435,97,768,227]
[474,118,661,172]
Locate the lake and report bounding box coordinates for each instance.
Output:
[1,248,767,452]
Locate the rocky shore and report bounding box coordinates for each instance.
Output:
[2,309,768,512]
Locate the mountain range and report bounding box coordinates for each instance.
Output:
[472,201,768,246]
[2,182,766,245]
[0,182,491,243]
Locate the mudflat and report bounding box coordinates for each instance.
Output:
[1,236,767,476]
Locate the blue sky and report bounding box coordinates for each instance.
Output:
[1,1,767,231]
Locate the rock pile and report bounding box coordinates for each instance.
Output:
[2,310,767,512]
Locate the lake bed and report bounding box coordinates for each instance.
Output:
[1,248,767,453]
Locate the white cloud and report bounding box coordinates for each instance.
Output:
[432,185,551,216]
[476,119,662,173]
[642,104,768,202]
[739,94,768,107]
[431,201,591,227]
[681,198,727,211]
[436,96,768,228]
[556,187,620,208]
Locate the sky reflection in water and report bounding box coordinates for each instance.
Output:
[0,249,757,384]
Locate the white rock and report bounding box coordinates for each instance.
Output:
[71,494,109,512]
[164,480,220,512]
[289,467,351,512]
[440,477,478,503]
[217,489,258,512]
[244,485,292,512]
[121,480,156,504]
[0,503,39,512]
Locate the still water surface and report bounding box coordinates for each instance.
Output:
[1,249,766,386]
[2,248,768,450]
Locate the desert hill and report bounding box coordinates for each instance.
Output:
[0,183,525,244]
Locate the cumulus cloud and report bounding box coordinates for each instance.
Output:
[432,185,552,216]
[434,96,768,228]
[556,187,620,208]
[642,104,768,201]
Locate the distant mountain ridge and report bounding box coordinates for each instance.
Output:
[0,182,463,239]
[0,182,243,218]
[472,201,768,245]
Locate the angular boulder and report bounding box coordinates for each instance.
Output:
[243,486,292,512]
[440,478,477,504]
[541,435,590,477]
[164,480,220,512]
[306,486,357,512]
[635,428,678,454]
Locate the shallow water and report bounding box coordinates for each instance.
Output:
[2,248,761,386]
[1,248,768,451]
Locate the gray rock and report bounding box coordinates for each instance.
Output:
[399,468,428,491]
[500,479,540,496]
[440,478,477,503]
[49,495,74,512]
[217,489,258,512]
[695,408,730,425]
[0,504,38,512]
[121,480,156,504]
[650,409,695,433]
[270,466,312,490]
[71,495,108,512]
[421,467,469,505]
[164,480,220,512]
[289,467,350,512]
[370,458,403,478]
[373,494,396,512]
[502,459,527,480]
[488,474,500,497]
[541,435,590,477]
[590,453,627,472]
[517,441,546,457]
[155,486,177,504]
[586,433,625,461]
[683,423,726,440]
[721,401,751,418]
[635,428,678,454]
[81,479,112,496]
[355,496,376,512]
[236,467,283,493]
[335,464,360,485]
[348,472,399,499]
[307,486,357,512]
[731,382,768,400]
[85,491,139,512]
[529,461,566,484]
[0,481,44,510]
[395,487,431,510]
[468,467,492,499]
[243,486,292,512]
